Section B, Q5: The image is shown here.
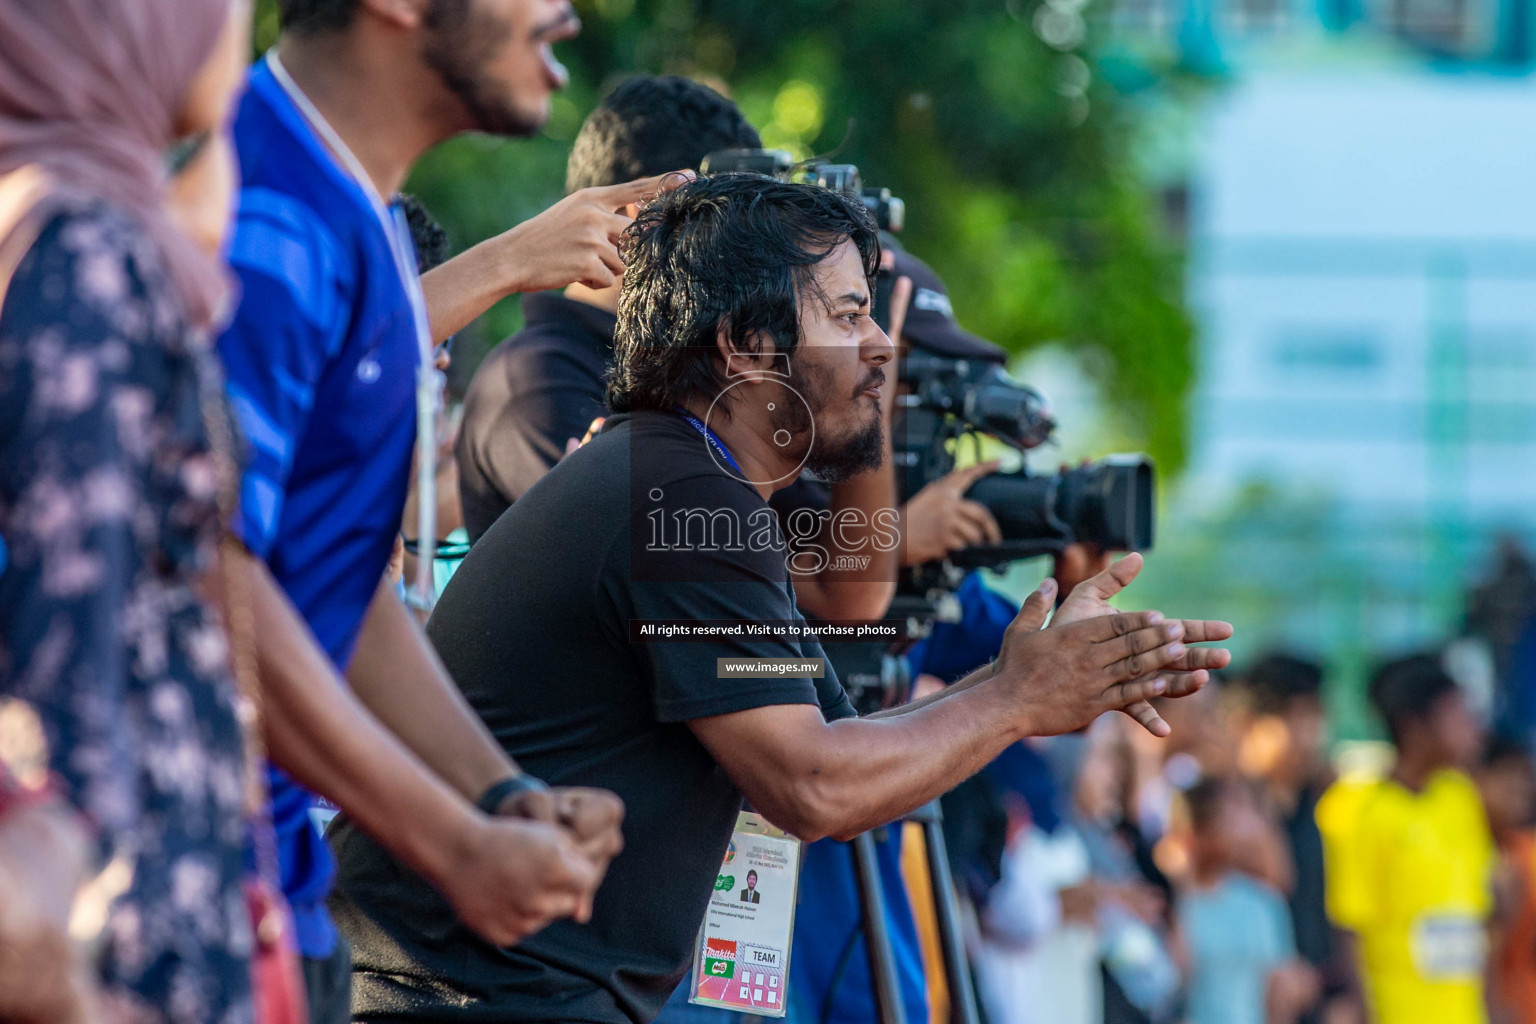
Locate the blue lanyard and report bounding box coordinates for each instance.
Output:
[674,408,742,474]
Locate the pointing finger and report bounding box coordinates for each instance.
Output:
[595,170,694,209]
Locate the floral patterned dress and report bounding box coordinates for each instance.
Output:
[0,199,252,1024]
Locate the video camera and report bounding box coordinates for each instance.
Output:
[898,352,1154,572]
[701,148,905,233]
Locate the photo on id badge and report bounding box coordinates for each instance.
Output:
[690,812,802,1017]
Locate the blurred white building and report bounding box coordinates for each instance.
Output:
[1186,72,1536,529]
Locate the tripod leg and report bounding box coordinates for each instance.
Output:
[851,830,908,1024]
[918,803,980,1024]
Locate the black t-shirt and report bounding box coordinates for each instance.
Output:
[331,411,855,1024]
[456,291,616,542]
[1286,784,1331,965]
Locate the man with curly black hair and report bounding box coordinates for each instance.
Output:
[331,172,1227,1024]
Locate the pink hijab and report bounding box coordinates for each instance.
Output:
[0,0,234,328]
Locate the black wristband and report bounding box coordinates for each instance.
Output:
[476,773,549,815]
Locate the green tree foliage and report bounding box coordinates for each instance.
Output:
[251,0,1195,471]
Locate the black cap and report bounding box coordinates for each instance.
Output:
[891,250,1007,365]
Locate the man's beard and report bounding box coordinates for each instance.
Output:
[776,361,885,483]
[421,1,544,138]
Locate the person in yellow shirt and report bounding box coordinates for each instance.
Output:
[1317,653,1493,1024]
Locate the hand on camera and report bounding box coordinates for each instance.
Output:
[498,171,692,293]
[989,576,1228,738]
[446,815,603,946]
[1049,552,1233,736]
[899,460,1004,566]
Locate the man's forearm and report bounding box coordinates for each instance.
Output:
[789,680,1027,839]
[345,576,519,802]
[421,236,517,344]
[697,586,1194,844]
[865,659,994,719]
[224,549,479,890]
[695,671,1027,843]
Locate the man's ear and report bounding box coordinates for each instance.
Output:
[714,326,793,386]
[357,0,426,30]
[713,326,777,385]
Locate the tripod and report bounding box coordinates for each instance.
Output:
[849,799,980,1024]
[824,619,980,1024]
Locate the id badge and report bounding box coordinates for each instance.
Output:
[1410,913,1486,979]
[689,810,802,1017]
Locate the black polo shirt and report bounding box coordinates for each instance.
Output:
[330,411,855,1024]
[456,291,616,541]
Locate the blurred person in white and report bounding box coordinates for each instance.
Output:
[1173,775,1321,1024]
[975,722,1177,1024]
[0,1,255,1020]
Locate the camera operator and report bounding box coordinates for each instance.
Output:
[457,78,1122,1014]
[329,173,1231,1024]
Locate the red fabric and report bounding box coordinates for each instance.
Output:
[245,876,309,1024]
[1496,832,1536,1024]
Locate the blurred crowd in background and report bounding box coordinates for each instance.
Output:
[940,545,1536,1024]
[3,0,1536,1021]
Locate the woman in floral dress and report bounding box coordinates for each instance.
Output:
[0,2,255,1021]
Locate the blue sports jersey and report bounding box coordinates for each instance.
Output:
[219,56,421,958]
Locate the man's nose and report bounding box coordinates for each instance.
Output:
[865,324,895,366]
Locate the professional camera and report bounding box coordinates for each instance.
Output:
[897,351,1155,572]
[701,148,905,233]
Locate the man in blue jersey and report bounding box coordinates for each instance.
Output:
[218,2,672,1020]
